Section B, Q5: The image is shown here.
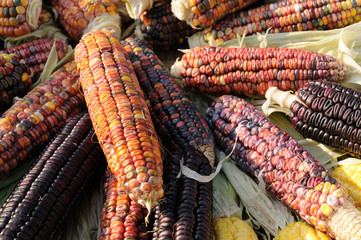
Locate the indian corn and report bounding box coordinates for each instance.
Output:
[135,3,197,51]
[195,0,361,45]
[152,149,213,240]
[99,170,149,240]
[1,38,70,83]
[74,29,163,213]
[0,112,104,239]
[265,81,361,158]
[0,53,31,112]
[0,60,84,180]
[52,0,121,40]
[206,95,361,239]
[274,221,330,240]
[122,37,215,166]
[171,0,260,29]
[171,46,346,97]
[213,217,258,240]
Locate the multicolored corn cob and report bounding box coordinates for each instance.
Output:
[0,112,104,239]
[152,149,213,240]
[99,169,149,240]
[195,0,361,45]
[171,0,260,28]
[135,3,197,51]
[265,81,361,157]
[1,38,70,83]
[52,0,121,40]
[75,30,163,214]
[0,53,31,112]
[206,95,361,239]
[171,46,346,97]
[213,217,258,240]
[333,163,361,208]
[274,221,330,240]
[122,37,215,166]
[0,60,84,180]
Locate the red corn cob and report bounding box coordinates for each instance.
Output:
[206,94,361,240]
[171,46,347,97]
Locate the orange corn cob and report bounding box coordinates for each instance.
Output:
[1,38,70,83]
[52,0,121,40]
[75,29,163,213]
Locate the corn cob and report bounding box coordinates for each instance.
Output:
[333,164,361,208]
[194,0,361,45]
[135,3,197,51]
[1,38,70,83]
[99,169,149,240]
[52,0,121,40]
[206,94,361,239]
[0,60,84,180]
[75,29,163,214]
[152,149,213,240]
[266,81,361,158]
[213,217,258,240]
[274,221,330,240]
[122,37,215,166]
[171,0,259,29]
[0,53,31,112]
[171,46,346,97]
[0,112,105,239]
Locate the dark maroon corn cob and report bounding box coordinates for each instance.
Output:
[153,149,213,240]
[205,94,361,239]
[0,112,105,239]
[1,38,70,83]
[270,81,361,157]
[172,46,347,97]
[122,37,215,166]
[136,3,197,51]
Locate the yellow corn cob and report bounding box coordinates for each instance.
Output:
[214,217,258,240]
[274,221,330,240]
[74,29,163,214]
[333,164,361,207]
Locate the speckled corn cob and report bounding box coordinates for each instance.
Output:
[0,53,31,112]
[99,170,148,240]
[1,38,70,83]
[171,46,346,97]
[0,61,84,180]
[198,0,361,45]
[75,30,163,213]
[274,221,330,240]
[0,112,104,239]
[266,81,361,158]
[122,37,215,166]
[135,3,197,51]
[206,95,361,239]
[152,149,213,240]
[52,0,121,40]
[171,0,259,29]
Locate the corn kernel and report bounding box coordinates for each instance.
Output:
[320,203,332,216]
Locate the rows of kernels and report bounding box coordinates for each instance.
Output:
[189,0,260,28]
[122,37,215,165]
[1,38,69,82]
[53,0,118,40]
[333,164,361,206]
[205,95,349,238]
[180,46,346,96]
[74,30,163,209]
[213,218,234,240]
[138,3,197,51]
[289,81,361,157]
[0,0,32,36]
[0,61,84,179]
[201,0,361,45]
[274,221,330,240]
[0,53,31,111]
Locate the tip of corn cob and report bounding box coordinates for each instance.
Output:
[27,0,42,29]
[171,0,193,23]
[265,87,299,110]
[125,0,154,19]
[170,59,184,78]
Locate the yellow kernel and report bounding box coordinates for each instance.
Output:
[21,72,28,82]
[333,188,344,198]
[322,182,331,194]
[315,182,324,192]
[329,184,338,194]
[321,203,333,216]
